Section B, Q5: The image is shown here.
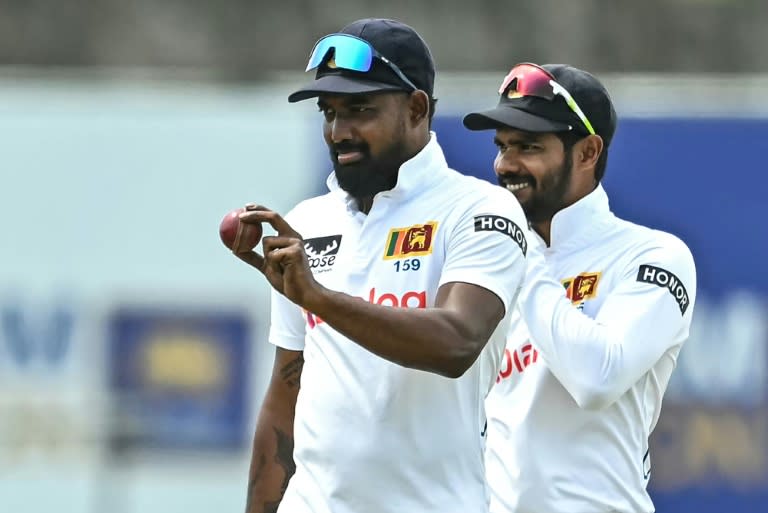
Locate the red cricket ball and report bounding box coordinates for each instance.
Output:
[219,208,263,252]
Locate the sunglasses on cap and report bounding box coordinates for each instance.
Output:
[306,33,419,92]
[499,62,596,136]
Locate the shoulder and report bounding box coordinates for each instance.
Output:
[439,169,502,197]
[613,219,697,293]
[617,219,694,265]
[649,228,695,262]
[436,171,529,255]
[442,170,527,221]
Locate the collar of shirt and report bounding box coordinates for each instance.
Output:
[325,132,448,213]
[533,184,616,253]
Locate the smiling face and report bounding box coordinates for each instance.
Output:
[493,128,584,223]
[318,92,414,198]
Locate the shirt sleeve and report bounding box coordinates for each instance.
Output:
[268,286,306,350]
[438,192,528,314]
[520,235,697,410]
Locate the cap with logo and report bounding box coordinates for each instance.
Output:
[463,63,617,146]
[288,18,435,103]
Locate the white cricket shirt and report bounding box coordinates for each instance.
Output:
[486,185,697,513]
[269,135,529,513]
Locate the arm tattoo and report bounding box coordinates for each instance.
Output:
[279,354,304,388]
[255,428,295,513]
[274,427,296,493]
[245,428,296,513]
[245,354,301,513]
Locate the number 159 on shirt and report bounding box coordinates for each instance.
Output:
[394,259,421,272]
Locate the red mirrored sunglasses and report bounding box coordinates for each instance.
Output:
[498,62,595,135]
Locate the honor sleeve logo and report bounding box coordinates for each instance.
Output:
[473,215,527,256]
[636,264,690,314]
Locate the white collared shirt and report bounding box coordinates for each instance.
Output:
[486,185,697,513]
[269,134,529,513]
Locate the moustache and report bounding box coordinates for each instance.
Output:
[332,142,369,154]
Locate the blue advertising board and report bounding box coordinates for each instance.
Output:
[107,308,251,451]
[434,116,768,295]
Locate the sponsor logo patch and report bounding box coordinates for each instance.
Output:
[636,264,690,314]
[561,272,602,305]
[304,235,342,273]
[473,215,527,255]
[383,222,438,260]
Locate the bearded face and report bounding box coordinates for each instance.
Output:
[496,147,573,223]
[319,92,413,199]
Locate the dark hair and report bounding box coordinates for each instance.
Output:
[428,97,438,127]
[555,131,609,182]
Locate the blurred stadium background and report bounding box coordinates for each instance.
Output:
[1,1,766,512]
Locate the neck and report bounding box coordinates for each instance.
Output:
[414,130,430,151]
[353,131,430,215]
[531,182,601,246]
[532,220,552,247]
[357,196,374,214]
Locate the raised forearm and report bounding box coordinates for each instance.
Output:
[305,284,501,378]
[521,252,691,410]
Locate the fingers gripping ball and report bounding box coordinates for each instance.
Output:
[219,208,263,252]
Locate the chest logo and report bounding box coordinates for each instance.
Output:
[561,272,602,305]
[383,222,438,260]
[304,235,342,272]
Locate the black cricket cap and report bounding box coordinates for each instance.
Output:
[463,64,617,146]
[288,18,435,103]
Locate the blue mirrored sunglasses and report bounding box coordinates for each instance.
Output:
[306,33,419,92]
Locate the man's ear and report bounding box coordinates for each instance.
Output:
[407,90,430,127]
[575,134,604,172]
